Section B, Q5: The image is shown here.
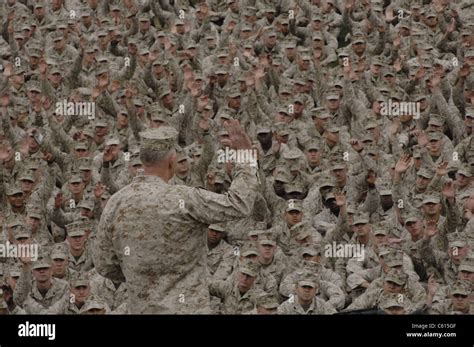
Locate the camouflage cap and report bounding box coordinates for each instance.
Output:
[69,175,83,184]
[425,9,436,18]
[71,273,90,288]
[105,137,120,147]
[311,13,323,22]
[312,32,323,41]
[384,269,408,286]
[346,203,357,214]
[214,171,226,184]
[215,66,228,75]
[139,127,178,152]
[78,161,92,172]
[417,167,434,179]
[84,44,97,54]
[32,258,52,270]
[243,6,258,16]
[279,85,293,94]
[297,271,320,288]
[176,148,189,162]
[27,209,42,220]
[7,217,24,229]
[152,58,169,67]
[447,231,468,248]
[80,300,106,313]
[326,125,340,133]
[353,212,370,225]
[227,85,241,98]
[377,244,394,257]
[352,35,366,44]
[282,148,303,160]
[208,223,226,233]
[19,171,35,182]
[256,294,279,309]
[301,244,321,257]
[239,259,259,277]
[240,242,259,257]
[365,120,379,130]
[66,221,86,237]
[373,227,388,236]
[465,106,474,117]
[130,157,142,166]
[93,119,107,128]
[258,233,276,246]
[459,258,474,273]
[50,248,68,260]
[383,250,404,267]
[6,184,23,196]
[149,112,168,124]
[248,229,264,238]
[27,81,41,93]
[379,293,405,310]
[138,13,150,22]
[450,280,471,296]
[13,225,31,240]
[379,187,393,196]
[77,200,94,211]
[8,263,22,278]
[428,115,445,127]
[311,107,330,119]
[318,175,336,188]
[332,159,347,170]
[330,78,343,89]
[51,31,64,42]
[256,125,271,134]
[293,94,305,104]
[305,140,320,151]
[284,182,304,194]
[274,167,291,183]
[323,192,336,202]
[421,193,441,205]
[28,47,42,58]
[95,66,109,76]
[458,166,472,177]
[404,210,422,224]
[427,132,443,142]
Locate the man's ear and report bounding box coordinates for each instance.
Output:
[168,151,177,170]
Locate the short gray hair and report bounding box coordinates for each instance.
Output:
[139,147,175,166]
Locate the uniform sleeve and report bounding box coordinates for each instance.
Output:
[408,280,427,312]
[44,294,70,314]
[279,272,297,298]
[182,163,258,225]
[208,279,229,299]
[277,300,293,314]
[93,194,126,284]
[345,287,378,311]
[13,265,32,307]
[419,238,446,275]
[320,280,345,310]
[214,256,237,281]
